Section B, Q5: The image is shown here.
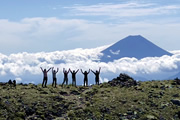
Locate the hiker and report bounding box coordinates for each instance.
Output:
[52,67,59,88]
[69,69,79,87]
[13,80,16,88]
[8,79,13,86]
[81,69,90,87]
[91,67,101,85]
[62,68,70,87]
[40,67,51,88]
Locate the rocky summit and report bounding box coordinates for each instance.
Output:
[108,73,138,87]
[0,77,180,120]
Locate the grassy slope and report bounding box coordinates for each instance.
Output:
[0,80,180,120]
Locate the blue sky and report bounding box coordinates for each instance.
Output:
[0,0,180,54]
[1,0,180,84]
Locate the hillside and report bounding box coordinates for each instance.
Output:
[0,78,180,120]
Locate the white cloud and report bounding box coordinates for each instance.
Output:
[0,17,180,54]
[66,2,180,17]
[0,46,180,83]
[110,49,120,55]
[15,77,22,83]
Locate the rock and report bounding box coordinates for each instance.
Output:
[52,110,62,117]
[161,102,169,109]
[53,96,64,102]
[100,107,110,114]
[178,111,180,118]
[59,91,68,96]
[108,73,137,87]
[40,91,48,94]
[127,110,133,115]
[174,77,180,85]
[172,94,179,97]
[146,115,157,119]
[70,90,80,95]
[160,85,166,90]
[120,100,127,104]
[171,99,180,106]
[159,92,164,96]
[152,85,158,88]
[25,106,36,116]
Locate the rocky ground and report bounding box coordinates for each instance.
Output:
[0,74,180,120]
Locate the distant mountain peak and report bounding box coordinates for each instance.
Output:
[100,35,173,62]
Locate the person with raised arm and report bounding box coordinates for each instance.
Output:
[62,68,70,87]
[81,69,90,87]
[52,67,59,88]
[40,67,51,88]
[91,67,101,85]
[70,69,79,87]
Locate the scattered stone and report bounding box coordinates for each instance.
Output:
[152,85,158,88]
[120,100,127,104]
[25,106,36,116]
[160,85,166,90]
[171,99,180,106]
[135,86,143,91]
[40,91,48,94]
[159,91,164,96]
[70,90,80,95]
[0,82,6,85]
[178,111,180,119]
[100,107,110,114]
[59,91,68,96]
[161,102,169,109]
[174,77,180,85]
[172,94,179,97]
[53,96,64,102]
[146,115,157,119]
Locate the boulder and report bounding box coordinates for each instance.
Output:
[171,99,180,106]
[108,73,137,87]
[174,77,180,85]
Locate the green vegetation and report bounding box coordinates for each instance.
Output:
[0,79,180,120]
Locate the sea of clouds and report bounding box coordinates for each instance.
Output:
[0,46,180,85]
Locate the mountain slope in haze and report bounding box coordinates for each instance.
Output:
[100,35,173,62]
[168,72,180,79]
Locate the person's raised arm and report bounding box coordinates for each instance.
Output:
[81,69,83,74]
[91,69,95,74]
[63,68,65,73]
[87,69,90,74]
[56,68,59,73]
[76,69,79,73]
[52,67,54,72]
[99,67,101,73]
[69,69,72,73]
[67,68,70,74]
[40,67,43,72]
[47,68,51,72]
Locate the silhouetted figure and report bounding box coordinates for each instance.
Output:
[13,80,16,87]
[91,67,101,85]
[70,69,79,87]
[81,69,90,87]
[62,68,70,87]
[52,67,59,88]
[8,79,13,86]
[40,67,51,88]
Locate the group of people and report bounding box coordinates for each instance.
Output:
[40,67,101,88]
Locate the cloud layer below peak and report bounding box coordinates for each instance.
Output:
[0,46,180,84]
